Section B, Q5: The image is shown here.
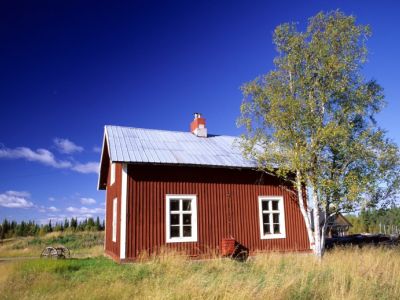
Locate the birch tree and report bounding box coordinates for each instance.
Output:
[238,11,400,258]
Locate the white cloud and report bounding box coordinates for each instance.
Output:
[66,206,105,218]
[48,206,60,212]
[39,214,103,225]
[93,146,102,153]
[38,205,60,213]
[0,191,34,208]
[48,197,55,202]
[0,145,98,174]
[80,197,96,205]
[72,162,99,174]
[39,216,67,225]
[0,147,71,168]
[54,138,84,154]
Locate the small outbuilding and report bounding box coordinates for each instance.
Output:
[98,114,311,262]
[326,213,353,237]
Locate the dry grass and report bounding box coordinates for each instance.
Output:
[0,231,104,258]
[0,246,400,299]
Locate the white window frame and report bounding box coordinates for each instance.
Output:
[110,162,116,185]
[166,195,198,243]
[112,198,117,242]
[258,196,286,239]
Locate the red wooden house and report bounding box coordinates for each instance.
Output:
[98,114,311,262]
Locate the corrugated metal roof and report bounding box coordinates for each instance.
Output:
[105,125,256,168]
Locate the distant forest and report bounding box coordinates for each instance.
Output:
[347,207,400,234]
[2,207,400,239]
[0,217,104,239]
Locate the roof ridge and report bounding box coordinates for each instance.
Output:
[104,124,238,139]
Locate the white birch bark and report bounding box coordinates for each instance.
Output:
[312,187,323,258]
[295,170,315,250]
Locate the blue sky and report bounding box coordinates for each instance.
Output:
[1,1,399,223]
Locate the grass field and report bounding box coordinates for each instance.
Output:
[1,244,400,299]
[0,231,104,258]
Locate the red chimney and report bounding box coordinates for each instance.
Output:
[190,113,207,137]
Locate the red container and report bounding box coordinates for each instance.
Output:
[221,238,236,256]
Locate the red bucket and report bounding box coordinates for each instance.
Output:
[221,238,236,256]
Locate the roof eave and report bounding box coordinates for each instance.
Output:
[97,127,110,190]
[107,160,257,170]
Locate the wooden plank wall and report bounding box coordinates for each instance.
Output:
[124,164,310,260]
[104,162,122,260]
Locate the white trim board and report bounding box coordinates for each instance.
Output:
[104,192,107,250]
[97,129,107,190]
[112,198,117,242]
[120,163,128,259]
[165,194,198,243]
[258,196,286,239]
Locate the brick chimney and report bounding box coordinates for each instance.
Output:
[190,113,207,137]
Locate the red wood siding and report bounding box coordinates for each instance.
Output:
[104,162,122,259]
[123,164,310,260]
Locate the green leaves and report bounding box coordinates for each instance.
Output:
[239,10,400,213]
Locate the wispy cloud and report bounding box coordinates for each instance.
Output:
[0,145,98,174]
[66,206,105,218]
[0,147,71,168]
[53,138,84,154]
[80,197,96,205]
[92,146,102,153]
[40,214,103,225]
[39,216,67,225]
[0,191,34,208]
[48,206,60,212]
[72,162,99,174]
[38,205,60,213]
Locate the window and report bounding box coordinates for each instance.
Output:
[110,162,116,185]
[112,198,117,242]
[258,196,286,239]
[166,195,197,243]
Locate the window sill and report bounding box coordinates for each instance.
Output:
[260,234,286,240]
[166,238,198,243]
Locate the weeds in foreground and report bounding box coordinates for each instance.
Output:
[1,247,400,299]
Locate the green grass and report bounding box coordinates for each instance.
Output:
[1,247,400,299]
[0,231,104,258]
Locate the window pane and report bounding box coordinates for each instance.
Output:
[183,225,192,237]
[170,214,179,225]
[263,213,270,224]
[272,200,279,211]
[273,224,280,234]
[263,223,271,234]
[182,200,191,211]
[183,214,191,225]
[273,213,280,223]
[170,200,179,211]
[170,226,180,238]
[262,201,269,211]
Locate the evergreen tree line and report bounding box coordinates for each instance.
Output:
[347,207,400,234]
[0,217,104,239]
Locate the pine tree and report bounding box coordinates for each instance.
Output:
[95,216,101,231]
[64,218,70,229]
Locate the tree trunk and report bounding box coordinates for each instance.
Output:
[320,219,327,256]
[295,170,315,250]
[312,187,323,258]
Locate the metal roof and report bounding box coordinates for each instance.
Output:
[104,125,256,168]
